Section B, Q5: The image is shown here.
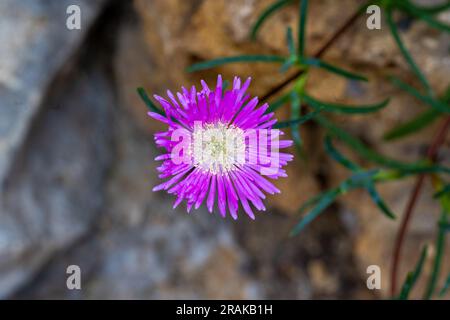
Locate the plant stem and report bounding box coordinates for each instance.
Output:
[260,4,363,102]
[390,116,450,296]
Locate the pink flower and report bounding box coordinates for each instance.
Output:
[148,75,293,219]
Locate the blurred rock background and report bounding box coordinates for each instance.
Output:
[0,0,448,299]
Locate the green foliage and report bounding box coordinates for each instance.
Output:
[324,135,359,171]
[412,1,450,15]
[273,108,321,128]
[402,1,450,33]
[304,58,368,82]
[383,109,440,141]
[250,0,295,40]
[304,94,389,114]
[424,212,448,299]
[298,0,308,59]
[182,0,450,299]
[440,273,450,297]
[267,92,291,113]
[386,9,433,96]
[389,77,450,113]
[137,87,163,115]
[186,55,286,72]
[434,184,450,199]
[289,90,303,150]
[398,246,428,300]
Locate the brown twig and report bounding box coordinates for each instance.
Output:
[390,116,450,296]
[260,6,362,102]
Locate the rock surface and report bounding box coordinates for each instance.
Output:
[0,0,109,297]
[0,0,105,188]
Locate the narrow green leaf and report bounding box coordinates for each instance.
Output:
[222,80,230,92]
[279,57,296,73]
[402,165,450,175]
[383,109,440,141]
[267,92,291,113]
[293,169,387,236]
[289,91,302,149]
[439,273,450,297]
[290,189,340,236]
[316,114,414,169]
[250,0,295,40]
[405,2,450,33]
[424,213,448,299]
[411,1,450,14]
[387,9,434,96]
[291,169,381,236]
[441,85,450,103]
[286,26,295,55]
[187,55,286,72]
[343,170,380,190]
[274,108,322,128]
[434,184,450,198]
[304,94,389,114]
[298,189,329,214]
[324,135,360,171]
[298,0,309,59]
[398,246,428,300]
[137,87,163,115]
[439,221,450,232]
[315,115,450,174]
[366,183,396,219]
[390,76,450,113]
[304,58,368,82]
[419,14,450,32]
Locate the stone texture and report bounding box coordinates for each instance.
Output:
[0,0,105,189]
[0,0,113,296]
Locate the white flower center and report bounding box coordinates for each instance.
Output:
[192,122,245,174]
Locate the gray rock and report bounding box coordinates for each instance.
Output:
[0,0,105,189]
[0,56,114,297]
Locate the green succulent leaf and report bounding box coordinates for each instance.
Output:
[290,188,340,236]
[424,212,448,299]
[387,9,434,96]
[324,135,360,171]
[298,0,309,59]
[250,0,295,40]
[316,114,414,169]
[280,56,297,73]
[390,76,450,113]
[286,26,295,55]
[289,91,303,149]
[383,109,440,141]
[434,184,450,199]
[137,87,164,115]
[292,169,380,236]
[405,2,450,33]
[304,58,368,82]
[410,1,450,14]
[440,221,450,232]
[187,55,286,72]
[315,115,450,174]
[267,92,291,113]
[273,108,322,128]
[304,94,389,114]
[440,273,450,297]
[398,246,428,300]
[366,182,396,219]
